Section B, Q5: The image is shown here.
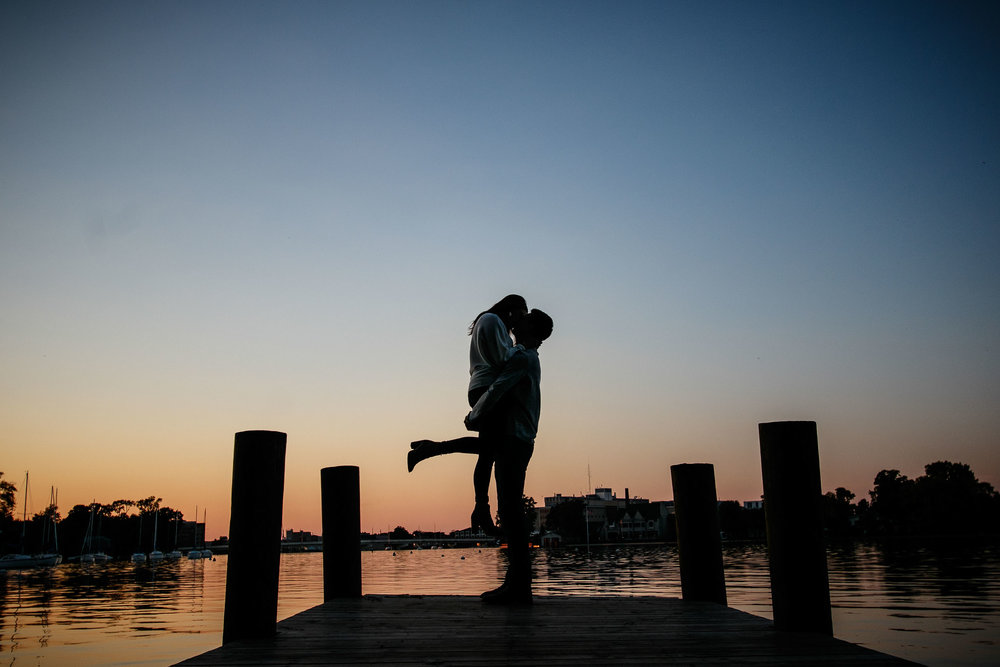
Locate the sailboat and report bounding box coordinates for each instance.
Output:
[0,473,62,570]
[149,508,164,562]
[80,502,109,563]
[187,505,206,559]
[45,486,63,565]
[200,508,212,558]
[0,552,61,569]
[166,512,183,559]
[80,505,97,564]
[131,511,147,564]
[92,508,110,562]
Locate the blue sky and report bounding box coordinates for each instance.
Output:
[2,1,997,534]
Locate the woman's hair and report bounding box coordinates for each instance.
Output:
[469,294,528,334]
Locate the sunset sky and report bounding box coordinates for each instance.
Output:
[2,2,998,538]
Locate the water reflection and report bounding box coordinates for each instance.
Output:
[825,541,1000,667]
[1,558,224,666]
[534,544,682,597]
[1,541,997,666]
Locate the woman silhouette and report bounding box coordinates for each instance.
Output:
[408,294,528,535]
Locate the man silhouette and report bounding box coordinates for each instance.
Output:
[464,308,553,604]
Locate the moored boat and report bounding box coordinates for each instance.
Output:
[0,553,62,570]
[149,509,164,562]
[2,473,64,570]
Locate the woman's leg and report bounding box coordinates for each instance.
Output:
[470,431,499,535]
[407,437,480,472]
[465,387,500,533]
[406,387,500,535]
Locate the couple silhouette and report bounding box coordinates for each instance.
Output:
[409,294,553,604]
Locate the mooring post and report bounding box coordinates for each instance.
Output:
[223,430,286,644]
[670,463,727,604]
[321,465,362,599]
[759,420,832,634]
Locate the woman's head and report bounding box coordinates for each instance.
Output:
[489,294,528,328]
[470,294,528,333]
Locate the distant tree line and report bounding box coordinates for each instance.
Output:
[721,460,1000,540]
[736,460,999,540]
[542,461,999,543]
[0,474,195,559]
[825,461,999,539]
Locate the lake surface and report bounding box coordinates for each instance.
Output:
[1,541,997,666]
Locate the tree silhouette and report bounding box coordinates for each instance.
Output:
[544,499,587,543]
[3,496,189,558]
[822,487,856,539]
[915,461,996,534]
[861,461,999,536]
[867,469,917,534]
[496,495,537,536]
[135,496,162,515]
[0,472,16,522]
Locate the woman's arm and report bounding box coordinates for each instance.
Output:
[477,313,513,369]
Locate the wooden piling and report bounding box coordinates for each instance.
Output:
[223,430,286,644]
[759,420,832,634]
[321,465,362,599]
[670,463,727,604]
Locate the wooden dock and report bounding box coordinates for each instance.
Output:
[176,595,918,665]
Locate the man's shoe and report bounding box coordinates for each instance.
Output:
[481,582,532,605]
[480,583,505,599]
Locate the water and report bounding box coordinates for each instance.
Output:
[2,541,998,666]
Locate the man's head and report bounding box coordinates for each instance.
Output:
[513,309,553,349]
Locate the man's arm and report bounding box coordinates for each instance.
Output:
[465,351,529,430]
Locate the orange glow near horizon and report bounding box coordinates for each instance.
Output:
[6,412,997,541]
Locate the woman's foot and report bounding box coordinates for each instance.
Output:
[407,440,438,472]
[471,502,500,536]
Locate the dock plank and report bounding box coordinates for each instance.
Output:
[176,595,918,665]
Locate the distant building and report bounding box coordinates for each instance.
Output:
[603,502,674,541]
[177,519,205,548]
[743,500,764,510]
[285,529,318,542]
[539,487,676,541]
[449,527,496,539]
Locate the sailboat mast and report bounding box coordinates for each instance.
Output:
[53,487,59,552]
[20,472,28,542]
